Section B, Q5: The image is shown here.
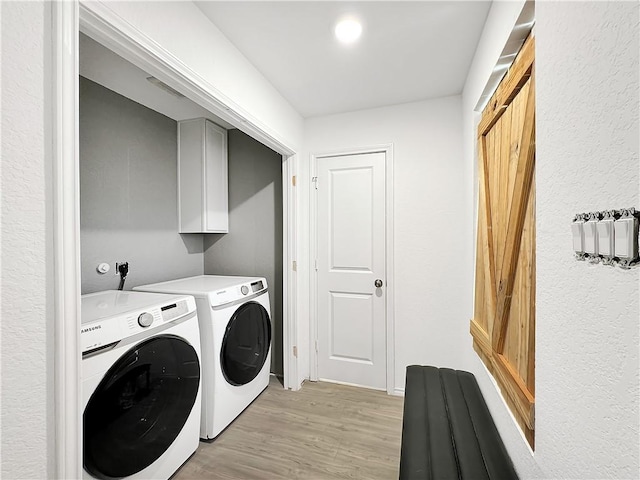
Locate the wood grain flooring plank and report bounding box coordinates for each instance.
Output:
[173,376,404,480]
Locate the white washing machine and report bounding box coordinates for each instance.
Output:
[81,290,201,479]
[134,275,271,440]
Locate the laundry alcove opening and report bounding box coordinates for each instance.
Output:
[78,32,285,378]
[203,130,284,377]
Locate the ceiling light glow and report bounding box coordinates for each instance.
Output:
[335,19,362,44]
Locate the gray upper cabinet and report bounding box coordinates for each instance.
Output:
[178,118,228,233]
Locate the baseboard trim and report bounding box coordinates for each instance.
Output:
[317,378,386,392]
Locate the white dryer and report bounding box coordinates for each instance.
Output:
[81,290,201,479]
[135,275,271,440]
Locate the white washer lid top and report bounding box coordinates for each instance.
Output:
[134,275,267,297]
[81,290,189,325]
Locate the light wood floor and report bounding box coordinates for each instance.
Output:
[174,376,404,479]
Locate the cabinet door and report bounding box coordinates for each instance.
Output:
[178,119,205,233]
[204,120,228,232]
[178,118,228,233]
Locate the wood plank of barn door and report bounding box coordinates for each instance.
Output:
[478,34,535,137]
[492,70,536,352]
[493,353,535,429]
[502,91,531,377]
[526,179,536,398]
[498,177,535,430]
[480,134,497,327]
[471,134,496,344]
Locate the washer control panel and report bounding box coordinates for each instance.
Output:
[160,300,189,321]
[250,280,264,293]
[125,309,162,333]
[81,297,195,355]
[209,278,268,307]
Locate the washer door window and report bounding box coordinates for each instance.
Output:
[221,301,271,386]
[84,335,200,479]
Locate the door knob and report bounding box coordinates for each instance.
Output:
[374,279,383,288]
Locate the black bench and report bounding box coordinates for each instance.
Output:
[399,366,518,480]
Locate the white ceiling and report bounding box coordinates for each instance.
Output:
[195,1,492,118]
[79,33,234,129]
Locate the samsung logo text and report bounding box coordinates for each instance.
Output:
[81,325,102,334]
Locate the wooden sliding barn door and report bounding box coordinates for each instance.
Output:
[471,35,535,448]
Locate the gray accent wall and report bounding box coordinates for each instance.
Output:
[80,77,204,294]
[204,130,283,376]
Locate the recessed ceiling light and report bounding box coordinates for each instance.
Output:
[335,18,362,44]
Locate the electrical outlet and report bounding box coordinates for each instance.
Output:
[115,262,129,275]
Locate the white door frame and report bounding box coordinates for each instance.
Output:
[282,154,298,388]
[52,2,82,477]
[309,145,395,395]
[53,2,300,476]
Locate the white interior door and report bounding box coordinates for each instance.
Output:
[316,151,386,390]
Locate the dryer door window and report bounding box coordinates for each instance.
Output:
[83,335,200,479]
[221,301,271,386]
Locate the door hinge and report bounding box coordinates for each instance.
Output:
[292,260,297,271]
[292,175,297,186]
[314,259,318,271]
[312,176,318,189]
[315,341,318,353]
[293,346,298,358]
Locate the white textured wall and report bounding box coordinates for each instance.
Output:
[463,1,639,478]
[83,0,304,152]
[535,2,639,477]
[302,97,468,392]
[0,1,54,477]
